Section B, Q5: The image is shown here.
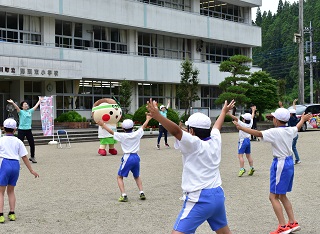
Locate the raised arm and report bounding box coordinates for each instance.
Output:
[292,99,298,110]
[7,99,21,113]
[147,98,183,140]
[226,111,238,122]
[297,112,312,130]
[251,105,256,119]
[233,120,263,137]
[141,115,152,130]
[213,100,236,131]
[166,100,170,109]
[97,120,114,135]
[32,97,44,111]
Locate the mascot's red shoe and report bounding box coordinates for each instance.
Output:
[109,148,118,155]
[98,149,107,156]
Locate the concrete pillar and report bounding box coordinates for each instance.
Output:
[191,0,200,14]
[191,39,202,62]
[127,29,137,55]
[42,17,55,46]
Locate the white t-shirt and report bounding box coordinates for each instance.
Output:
[262,127,298,158]
[98,124,117,138]
[238,119,253,139]
[113,128,144,154]
[174,128,222,194]
[0,135,28,160]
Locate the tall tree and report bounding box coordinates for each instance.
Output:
[177,59,200,120]
[246,71,279,120]
[215,55,252,113]
[119,79,133,114]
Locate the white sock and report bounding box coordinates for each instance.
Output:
[122,193,127,197]
[140,191,144,194]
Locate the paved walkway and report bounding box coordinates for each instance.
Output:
[1,130,319,233]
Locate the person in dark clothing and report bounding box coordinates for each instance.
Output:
[286,99,301,164]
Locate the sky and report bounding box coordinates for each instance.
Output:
[252,0,297,17]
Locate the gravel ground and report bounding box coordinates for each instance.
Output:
[1,130,319,234]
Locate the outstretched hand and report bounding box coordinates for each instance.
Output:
[232,120,242,130]
[7,99,14,104]
[222,100,236,114]
[301,112,312,122]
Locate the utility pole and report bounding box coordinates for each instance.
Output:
[304,21,314,103]
[298,0,304,104]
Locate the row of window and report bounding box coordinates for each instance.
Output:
[0,10,245,63]
[0,12,41,44]
[200,0,245,23]
[138,0,191,12]
[138,0,246,23]
[23,81,220,112]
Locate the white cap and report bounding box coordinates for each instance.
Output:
[121,119,134,129]
[3,118,17,129]
[187,112,211,129]
[289,109,296,114]
[271,108,290,122]
[241,113,252,121]
[185,121,189,126]
[159,105,165,110]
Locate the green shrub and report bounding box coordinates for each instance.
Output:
[121,113,133,121]
[215,114,233,122]
[133,104,179,127]
[55,111,86,122]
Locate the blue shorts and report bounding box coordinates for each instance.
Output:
[270,156,294,194]
[118,153,140,178]
[0,158,20,186]
[173,187,228,233]
[238,138,251,154]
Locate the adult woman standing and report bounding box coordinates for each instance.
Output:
[7,97,43,163]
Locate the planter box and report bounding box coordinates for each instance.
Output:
[54,122,89,129]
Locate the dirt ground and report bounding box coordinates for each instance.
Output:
[1,130,319,234]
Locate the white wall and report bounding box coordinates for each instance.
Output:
[0,0,261,47]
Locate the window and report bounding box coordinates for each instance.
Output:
[200,0,244,23]
[0,11,41,44]
[138,32,190,59]
[55,20,127,54]
[24,81,42,108]
[201,42,242,63]
[138,0,191,12]
[200,86,222,109]
[138,83,169,106]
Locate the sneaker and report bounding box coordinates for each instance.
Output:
[118,195,128,202]
[270,225,291,234]
[0,215,4,223]
[295,160,301,165]
[248,167,255,176]
[140,193,146,200]
[29,157,37,163]
[238,168,246,177]
[287,221,301,232]
[156,144,160,150]
[8,213,16,221]
[165,143,170,148]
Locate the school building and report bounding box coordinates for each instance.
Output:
[0,0,262,123]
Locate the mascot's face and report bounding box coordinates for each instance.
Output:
[92,102,122,124]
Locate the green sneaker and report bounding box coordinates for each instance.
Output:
[0,215,5,223]
[238,168,246,177]
[118,195,128,202]
[8,213,16,221]
[248,167,255,176]
[140,193,146,200]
